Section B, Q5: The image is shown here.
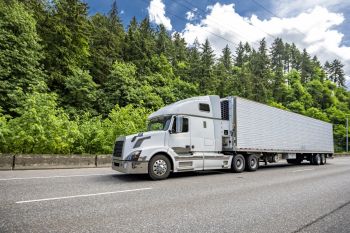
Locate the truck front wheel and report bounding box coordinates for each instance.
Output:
[245,154,259,171]
[231,154,245,173]
[148,154,171,180]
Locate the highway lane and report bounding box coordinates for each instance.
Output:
[0,157,350,233]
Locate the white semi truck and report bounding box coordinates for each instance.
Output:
[112,96,334,180]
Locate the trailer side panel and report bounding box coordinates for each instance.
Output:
[234,97,334,153]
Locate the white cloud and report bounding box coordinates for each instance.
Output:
[186,11,195,21]
[120,10,124,14]
[147,0,172,30]
[181,3,350,78]
[272,0,350,17]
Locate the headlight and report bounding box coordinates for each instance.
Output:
[126,150,142,161]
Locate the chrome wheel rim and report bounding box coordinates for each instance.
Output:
[250,158,256,168]
[153,159,167,176]
[317,155,321,164]
[236,158,243,170]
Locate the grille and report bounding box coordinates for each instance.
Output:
[221,100,229,120]
[113,141,124,157]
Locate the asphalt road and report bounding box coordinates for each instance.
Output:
[1,157,350,233]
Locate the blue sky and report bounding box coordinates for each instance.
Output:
[84,0,350,77]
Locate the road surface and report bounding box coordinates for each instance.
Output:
[1,157,350,233]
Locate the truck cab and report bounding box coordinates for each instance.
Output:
[112,95,231,180]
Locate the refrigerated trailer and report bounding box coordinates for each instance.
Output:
[112,96,334,180]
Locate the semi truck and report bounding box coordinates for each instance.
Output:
[112,96,334,180]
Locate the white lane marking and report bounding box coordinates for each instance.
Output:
[291,168,315,173]
[16,187,152,204]
[0,173,116,181]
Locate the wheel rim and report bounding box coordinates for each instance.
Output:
[250,158,256,168]
[236,158,243,170]
[317,155,321,164]
[153,159,167,176]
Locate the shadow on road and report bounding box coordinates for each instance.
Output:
[94,161,333,182]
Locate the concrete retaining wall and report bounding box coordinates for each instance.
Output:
[0,154,111,170]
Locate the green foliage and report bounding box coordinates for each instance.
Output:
[0,0,46,114]
[304,107,329,122]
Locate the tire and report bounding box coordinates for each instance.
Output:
[313,154,321,166]
[320,154,326,165]
[245,154,259,171]
[231,154,245,173]
[148,154,171,180]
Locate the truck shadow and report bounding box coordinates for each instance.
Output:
[96,162,333,182]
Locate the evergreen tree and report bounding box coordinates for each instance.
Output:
[89,1,124,84]
[250,38,271,102]
[327,59,346,87]
[200,39,216,94]
[300,49,313,83]
[270,38,285,101]
[216,45,232,97]
[187,38,201,84]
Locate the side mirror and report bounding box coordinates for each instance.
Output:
[168,129,173,134]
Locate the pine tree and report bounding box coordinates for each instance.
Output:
[300,49,313,83]
[187,38,201,84]
[327,59,346,87]
[270,38,285,101]
[249,38,271,102]
[215,45,232,97]
[235,42,245,67]
[200,39,216,94]
[89,1,124,84]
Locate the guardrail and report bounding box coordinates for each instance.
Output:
[0,154,111,170]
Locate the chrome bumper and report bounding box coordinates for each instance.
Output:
[112,158,148,174]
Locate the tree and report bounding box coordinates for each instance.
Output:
[0,0,46,115]
[187,38,201,84]
[100,61,139,113]
[249,38,271,103]
[89,1,124,85]
[200,39,216,94]
[38,0,97,114]
[216,45,233,97]
[300,49,313,83]
[270,38,285,101]
[326,59,345,87]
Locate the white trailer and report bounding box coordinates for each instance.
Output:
[112,96,334,180]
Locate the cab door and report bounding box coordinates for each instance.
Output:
[168,116,203,171]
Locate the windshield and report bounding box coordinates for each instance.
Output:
[147,116,172,131]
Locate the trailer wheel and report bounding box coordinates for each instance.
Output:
[313,154,321,166]
[245,154,259,171]
[320,154,326,165]
[148,154,171,180]
[231,154,245,173]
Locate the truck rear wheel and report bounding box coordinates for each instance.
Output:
[231,154,245,173]
[312,154,321,166]
[320,154,326,165]
[148,154,171,180]
[245,154,259,171]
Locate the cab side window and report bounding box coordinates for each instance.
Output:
[182,118,189,132]
[172,117,189,133]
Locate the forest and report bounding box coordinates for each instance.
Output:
[0,0,348,154]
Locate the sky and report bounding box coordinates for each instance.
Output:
[84,0,350,82]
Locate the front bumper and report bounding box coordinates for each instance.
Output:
[112,158,148,174]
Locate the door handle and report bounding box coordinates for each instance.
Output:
[185,145,190,149]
